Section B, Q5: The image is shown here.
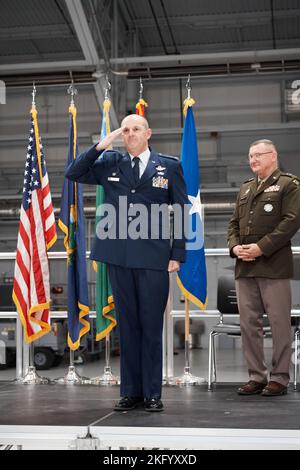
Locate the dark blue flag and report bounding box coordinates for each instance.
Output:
[59,105,90,350]
[177,102,208,309]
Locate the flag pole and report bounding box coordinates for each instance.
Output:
[184,298,190,369]
[20,343,50,385]
[169,76,206,386]
[54,78,91,385]
[91,332,119,385]
[90,76,119,386]
[169,297,205,386]
[55,348,90,385]
[18,84,50,385]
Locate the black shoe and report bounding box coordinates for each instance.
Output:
[144,398,164,412]
[114,396,143,411]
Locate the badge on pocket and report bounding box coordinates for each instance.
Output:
[264,204,273,213]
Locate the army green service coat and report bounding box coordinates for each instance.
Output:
[228,168,300,279]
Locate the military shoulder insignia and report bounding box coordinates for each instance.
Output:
[282,172,299,179]
[158,153,178,161]
[243,178,254,184]
[241,188,250,198]
[282,173,300,184]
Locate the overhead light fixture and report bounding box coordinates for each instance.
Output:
[92,70,105,79]
[92,69,128,78]
[251,63,261,71]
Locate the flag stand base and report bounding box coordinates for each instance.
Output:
[168,367,206,386]
[19,366,50,385]
[53,366,91,385]
[90,366,120,386]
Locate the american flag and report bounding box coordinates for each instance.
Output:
[13,108,57,343]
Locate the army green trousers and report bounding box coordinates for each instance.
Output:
[236,277,291,386]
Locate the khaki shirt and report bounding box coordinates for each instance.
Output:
[228,168,300,279]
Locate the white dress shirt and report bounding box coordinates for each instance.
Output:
[129,148,151,179]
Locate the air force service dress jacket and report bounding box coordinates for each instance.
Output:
[66,145,189,271]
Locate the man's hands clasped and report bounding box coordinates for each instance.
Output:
[232,244,263,262]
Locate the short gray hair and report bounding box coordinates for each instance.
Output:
[249,139,278,153]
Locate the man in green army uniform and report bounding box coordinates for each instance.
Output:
[228,139,300,396]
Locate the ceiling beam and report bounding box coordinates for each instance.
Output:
[105,47,300,66]
[128,9,300,30]
[1,47,299,74]
[0,60,88,74]
[142,39,300,56]
[64,0,119,128]
[0,25,73,41]
[64,0,99,64]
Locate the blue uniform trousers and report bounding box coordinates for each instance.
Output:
[108,265,169,399]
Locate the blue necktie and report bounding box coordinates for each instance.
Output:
[132,157,140,185]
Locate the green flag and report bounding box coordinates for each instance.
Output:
[94,99,117,341]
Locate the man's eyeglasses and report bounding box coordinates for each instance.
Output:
[248,151,273,160]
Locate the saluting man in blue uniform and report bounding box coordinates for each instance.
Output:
[66,114,188,412]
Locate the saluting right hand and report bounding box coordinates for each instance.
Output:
[96,127,124,151]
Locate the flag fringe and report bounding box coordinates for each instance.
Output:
[183,97,196,117]
[12,291,51,343]
[95,294,117,341]
[176,273,208,311]
[136,98,148,116]
[68,302,90,351]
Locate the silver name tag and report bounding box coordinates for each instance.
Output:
[108,177,120,182]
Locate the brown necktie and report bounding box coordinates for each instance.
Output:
[257,180,264,192]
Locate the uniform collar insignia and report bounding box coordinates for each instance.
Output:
[241,188,250,198]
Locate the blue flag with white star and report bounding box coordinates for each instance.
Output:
[177,103,208,309]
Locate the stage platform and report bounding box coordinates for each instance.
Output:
[1,381,300,449]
